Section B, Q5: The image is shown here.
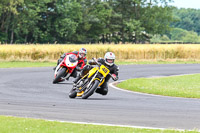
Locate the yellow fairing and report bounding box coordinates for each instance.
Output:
[99,65,110,77]
[88,67,99,78]
[87,65,110,87]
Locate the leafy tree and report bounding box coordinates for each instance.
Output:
[0,0,174,44]
[170,28,188,41]
[150,34,170,43]
[0,0,24,43]
[72,0,112,43]
[183,31,199,43]
[171,8,200,35]
[36,0,82,43]
[14,0,50,43]
[170,28,200,43]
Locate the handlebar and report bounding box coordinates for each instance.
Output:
[92,58,101,66]
[92,58,115,79]
[108,73,113,77]
[108,73,116,79]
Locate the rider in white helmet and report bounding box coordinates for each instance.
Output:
[73,52,119,95]
[104,52,115,66]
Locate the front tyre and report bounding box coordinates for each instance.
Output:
[69,89,77,98]
[82,80,100,99]
[53,67,67,84]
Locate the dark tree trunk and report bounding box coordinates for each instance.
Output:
[102,34,105,44]
[10,29,14,44]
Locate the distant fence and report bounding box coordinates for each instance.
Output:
[150,42,200,44]
[1,42,200,45]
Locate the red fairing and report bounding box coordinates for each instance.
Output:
[67,66,75,73]
[67,51,86,69]
[60,57,67,67]
[60,53,78,73]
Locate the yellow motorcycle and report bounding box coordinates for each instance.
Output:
[69,58,114,99]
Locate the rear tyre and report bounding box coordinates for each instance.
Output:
[53,67,67,84]
[82,80,100,99]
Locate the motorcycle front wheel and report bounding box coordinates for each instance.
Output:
[69,89,77,98]
[82,80,100,99]
[53,67,67,84]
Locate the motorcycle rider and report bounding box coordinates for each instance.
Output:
[73,52,119,95]
[54,48,87,79]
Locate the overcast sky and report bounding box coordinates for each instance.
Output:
[170,0,200,9]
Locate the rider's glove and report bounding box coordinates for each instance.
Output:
[112,74,118,81]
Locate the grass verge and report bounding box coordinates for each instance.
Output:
[117,74,200,99]
[0,116,199,133]
[0,60,200,68]
[117,60,200,65]
[0,61,56,68]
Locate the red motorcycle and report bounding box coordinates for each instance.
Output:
[53,54,78,84]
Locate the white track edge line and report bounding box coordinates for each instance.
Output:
[48,120,188,131]
[3,115,199,131]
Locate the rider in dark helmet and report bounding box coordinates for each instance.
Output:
[73,52,119,95]
[54,48,87,79]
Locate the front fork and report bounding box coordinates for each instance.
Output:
[54,65,69,79]
[87,71,99,88]
[54,61,64,77]
[75,71,99,93]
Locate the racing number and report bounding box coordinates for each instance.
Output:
[102,68,108,73]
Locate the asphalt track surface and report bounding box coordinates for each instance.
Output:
[0,64,200,130]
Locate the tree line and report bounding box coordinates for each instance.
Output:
[0,0,174,44]
[152,8,200,43]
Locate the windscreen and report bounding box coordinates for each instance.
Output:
[69,54,78,63]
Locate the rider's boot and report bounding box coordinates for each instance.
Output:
[95,82,108,95]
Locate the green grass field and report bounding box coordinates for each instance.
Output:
[0,61,56,68]
[117,74,200,99]
[0,116,199,133]
[117,60,200,65]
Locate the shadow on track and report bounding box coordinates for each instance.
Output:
[69,97,118,101]
[53,82,73,85]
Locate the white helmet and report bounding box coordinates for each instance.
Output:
[104,52,115,66]
[79,48,87,58]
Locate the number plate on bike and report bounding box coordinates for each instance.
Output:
[99,65,110,77]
